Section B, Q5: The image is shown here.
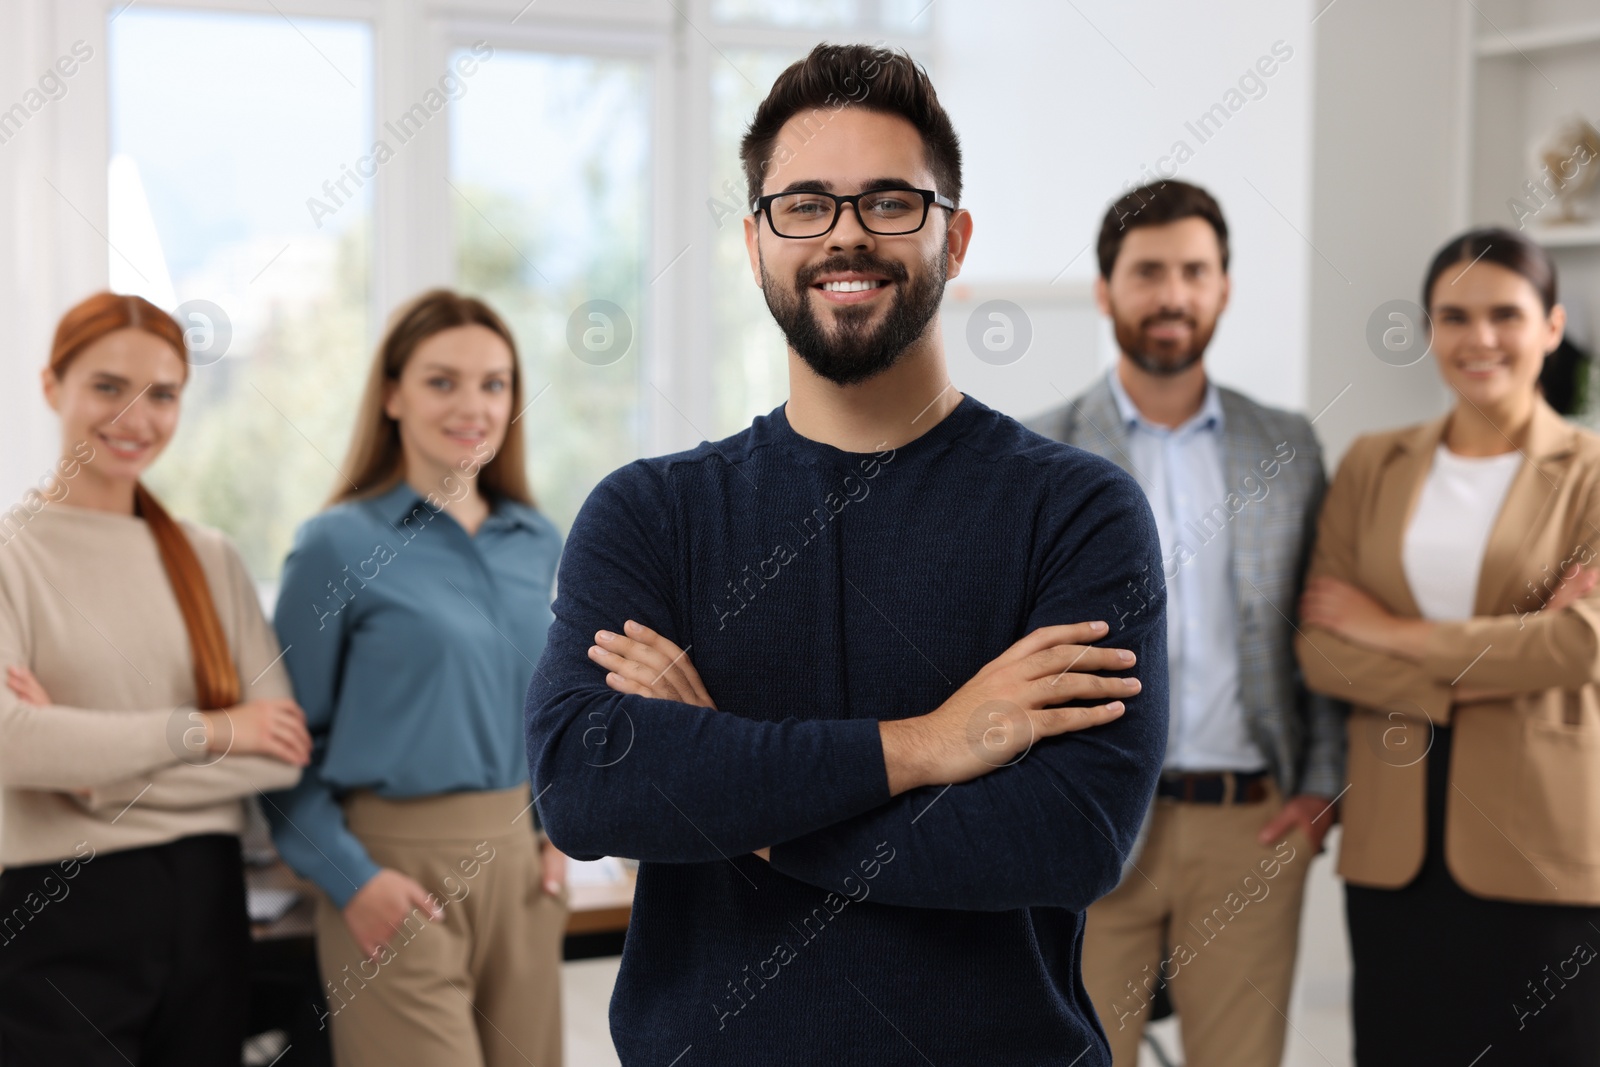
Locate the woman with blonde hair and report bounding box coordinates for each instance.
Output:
[0,291,310,1064]
[264,288,567,1067]
[1297,228,1600,1063]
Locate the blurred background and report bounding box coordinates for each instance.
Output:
[3,0,1599,1062]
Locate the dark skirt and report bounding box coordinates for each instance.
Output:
[1347,725,1600,1066]
[0,832,250,1066]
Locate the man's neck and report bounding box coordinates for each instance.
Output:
[784,336,963,453]
[1115,355,1208,429]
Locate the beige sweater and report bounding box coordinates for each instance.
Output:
[0,499,301,867]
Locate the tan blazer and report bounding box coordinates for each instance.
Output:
[1296,397,1600,905]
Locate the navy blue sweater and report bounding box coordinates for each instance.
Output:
[526,393,1168,1066]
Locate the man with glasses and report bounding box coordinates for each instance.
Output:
[526,43,1168,1066]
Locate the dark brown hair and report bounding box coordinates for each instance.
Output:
[49,292,240,711]
[740,43,963,212]
[330,288,534,509]
[1097,180,1230,279]
[1422,226,1558,315]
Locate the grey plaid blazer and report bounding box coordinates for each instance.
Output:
[1024,376,1346,804]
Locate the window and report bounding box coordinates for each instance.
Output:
[709,49,808,436]
[450,48,652,533]
[109,7,372,581]
[93,1,933,581]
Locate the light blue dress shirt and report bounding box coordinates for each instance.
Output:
[263,480,562,908]
[1106,369,1264,773]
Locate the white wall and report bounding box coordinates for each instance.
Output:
[933,0,1317,424]
[1305,0,1464,464]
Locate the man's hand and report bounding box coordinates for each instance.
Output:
[880,621,1138,796]
[592,623,770,856]
[1257,793,1336,854]
[593,619,1135,837]
[591,620,716,708]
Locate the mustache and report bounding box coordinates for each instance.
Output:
[795,255,909,289]
[1141,311,1196,329]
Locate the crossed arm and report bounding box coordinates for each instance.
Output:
[524,465,1170,911]
[1296,445,1600,720]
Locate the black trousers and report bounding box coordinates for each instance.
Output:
[0,833,250,1067]
[1347,725,1600,1067]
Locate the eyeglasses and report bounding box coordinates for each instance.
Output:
[753,187,956,239]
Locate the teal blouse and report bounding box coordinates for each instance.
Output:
[263,481,561,907]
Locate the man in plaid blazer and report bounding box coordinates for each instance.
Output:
[1024,180,1345,1067]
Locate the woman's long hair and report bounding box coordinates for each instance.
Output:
[329,289,534,509]
[49,292,240,711]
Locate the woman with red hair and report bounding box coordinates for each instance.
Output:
[0,292,311,1064]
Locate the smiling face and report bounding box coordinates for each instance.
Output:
[743,107,970,386]
[1427,259,1564,413]
[383,324,515,489]
[42,327,186,490]
[1098,217,1230,376]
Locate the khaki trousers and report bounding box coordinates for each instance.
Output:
[1082,781,1313,1067]
[314,786,568,1067]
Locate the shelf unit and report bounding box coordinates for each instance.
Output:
[1474,18,1600,57]
[1458,0,1600,392]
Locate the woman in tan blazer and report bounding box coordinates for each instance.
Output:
[1297,227,1600,1065]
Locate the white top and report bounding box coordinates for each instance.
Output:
[1401,444,1523,621]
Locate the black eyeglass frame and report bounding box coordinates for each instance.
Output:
[752,187,957,239]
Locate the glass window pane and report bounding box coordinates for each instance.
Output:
[709,49,807,437]
[882,0,935,33]
[711,0,859,29]
[710,0,928,33]
[109,8,373,583]
[451,50,651,535]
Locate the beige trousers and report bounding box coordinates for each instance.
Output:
[314,786,568,1067]
[1082,781,1313,1067]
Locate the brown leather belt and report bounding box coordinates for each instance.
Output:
[1156,769,1270,805]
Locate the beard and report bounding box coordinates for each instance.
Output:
[760,245,948,387]
[1110,302,1218,377]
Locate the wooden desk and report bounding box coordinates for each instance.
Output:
[565,866,637,936]
[247,860,318,942]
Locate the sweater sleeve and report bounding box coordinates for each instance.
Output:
[765,465,1171,912]
[0,559,180,789]
[261,520,381,909]
[77,537,303,810]
[77,756,300,812]
[526,462,893,863]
